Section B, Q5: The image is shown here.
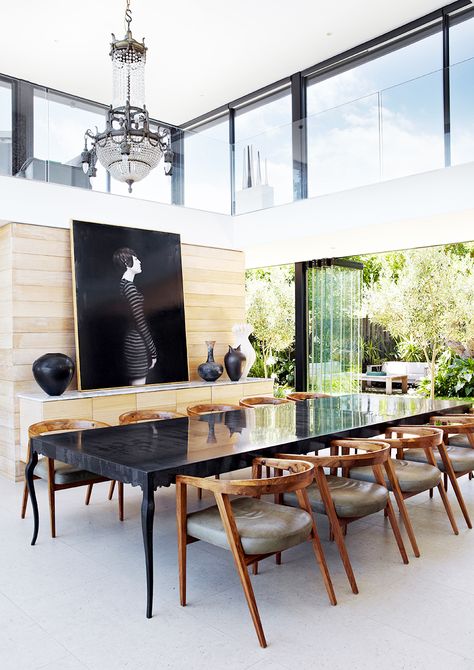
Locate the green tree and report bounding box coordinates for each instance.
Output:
[363,246,474,400]
[246,266,295,378]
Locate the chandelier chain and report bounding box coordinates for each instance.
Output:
[125,0,132,32]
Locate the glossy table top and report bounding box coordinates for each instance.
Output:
[30,394,470,489]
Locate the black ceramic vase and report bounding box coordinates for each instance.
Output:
[32,353,75,396]
[224,345,246,382]
[197,341,223,382]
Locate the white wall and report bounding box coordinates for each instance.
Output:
[236,162,474,267]
[0,175,236,249]
[3,162,474,267]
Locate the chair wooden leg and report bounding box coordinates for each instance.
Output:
[438,445,472,529]
[108,481,116,500]
[275,551,282,565]
[85,484,93,505]
[436,481,459,535]
[21,481,28,518]
[197,488,202,500]
[296,489,337,606]
[444,473,449,492]
[314,469,358,594]
[429,488,433,499]
[384,498,409,565]
[252,562,258,575]
[382,462,417,559]
[469,472,473,480]
[215,493,267,648]
[118,482,124,521]
[176,482,187,607]
[47,458,56,538]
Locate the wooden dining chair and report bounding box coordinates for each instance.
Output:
[21,418,123,538]
[239,396,291,408]
[176,456,336,648]
[287,392,332,401]
[276,441,408,595]
[119,409,185,424]
[348,426,459,557]
[400,416,474,530]
[186,403,241,417]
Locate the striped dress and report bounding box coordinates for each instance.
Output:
[120,278,157,380]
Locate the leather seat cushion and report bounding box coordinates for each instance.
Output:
[448,434,470,448]
[186,497,313,555]
[285,477,388,518]
[403,446,474,473]
[350,459,441,494]
[35,458,101,485]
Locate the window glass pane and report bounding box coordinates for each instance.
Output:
[449,13,474,165]
[0,80,12,175]
[307,30,443,195]
[450,11,474,64]
[184,116,230,214]
[234,89,292,213]
[33,90,108,191]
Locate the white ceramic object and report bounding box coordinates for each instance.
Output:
[232,323,256,378]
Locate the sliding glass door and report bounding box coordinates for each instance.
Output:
[306,259,362,394]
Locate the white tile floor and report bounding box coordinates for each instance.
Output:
[1,472,474,670]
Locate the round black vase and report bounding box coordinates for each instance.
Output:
[197,341,223,382]
[224,345,246,382]
[32,353,75,396]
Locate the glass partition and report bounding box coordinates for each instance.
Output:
[184,116,231,214]
[307,260,362,394]
[0,80,12,176]
[233,89,293,214]
[380,69,444,179]
[33,89,109,191]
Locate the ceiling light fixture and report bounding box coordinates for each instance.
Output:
[81,0,172,193]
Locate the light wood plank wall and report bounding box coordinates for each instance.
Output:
[0,222,246,481]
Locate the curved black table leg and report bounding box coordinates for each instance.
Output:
[25,450,39,545]
[141,477,155,618]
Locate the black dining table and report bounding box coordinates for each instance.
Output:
[25,393,469,618]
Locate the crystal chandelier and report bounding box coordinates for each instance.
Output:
[81,0,172,193]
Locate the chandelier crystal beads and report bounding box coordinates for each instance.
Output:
[82,0,172,193]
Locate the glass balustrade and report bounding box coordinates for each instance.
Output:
[2,59,474,216]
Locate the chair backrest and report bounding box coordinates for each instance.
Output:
[287,392,331,402]
[28,418,109,438]
[240,396,291,408]
[187,403,241,417]
[119,409,185,425]
[383,425,443,449]
[382,361,408,375]
[177,456,314,496]
[278,440,391,471]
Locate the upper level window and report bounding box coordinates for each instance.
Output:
[0,80,12,176]
[449,11,474,165]
[233,88,292,213]
[306,29,443,195]
[33,89,108,190]
[184,115,230,214]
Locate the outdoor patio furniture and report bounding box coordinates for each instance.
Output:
[357,372,408,394]
[367,361,429,386]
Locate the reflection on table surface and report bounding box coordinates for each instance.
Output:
[32,394,469,476]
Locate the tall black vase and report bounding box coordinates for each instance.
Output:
[32,353,75,396]
[224,345,246,382]
[197,341,223,382]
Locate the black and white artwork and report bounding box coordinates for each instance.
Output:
[71,220,188,390]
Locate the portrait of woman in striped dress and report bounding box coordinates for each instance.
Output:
[113,247,157,385]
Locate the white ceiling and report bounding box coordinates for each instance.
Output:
[4,0,457,126]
